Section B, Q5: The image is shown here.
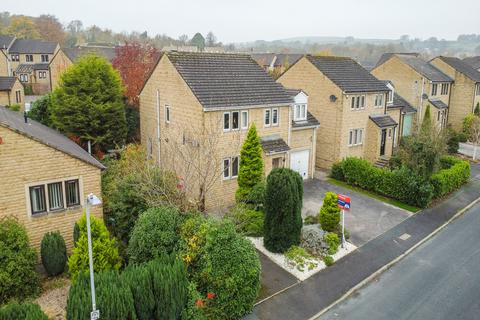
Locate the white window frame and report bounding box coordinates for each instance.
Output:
[441,83,449,95]
[348,128,363,146]
[165,105,170,123]
[232,111,240,131]
[272,108,279,126]
[350,96,366,110]
[294,104,307,121]
[231,156,239,178]
[26,54,33,62]
[41,54,49,62]
[388,89,394,103]
[374,94,384,107]
[431,83,438,96]
[264,109,271,127]
[38,71,46,79]
[223,158,231,180]
[223,112,230,132]
[241,110,249,129]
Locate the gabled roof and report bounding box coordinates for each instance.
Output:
[435,56,480,82]
[63,46,117,63]
[261,137,290,154]
[306,55,389,93]
[15,64,34,74]
[369,114,398,128]
[0,76,17,91]
[387,93,416,114]
[0,35,15,49]
[166,52,293,109]
[392,54,453,82]
[33,63,49,70]
[0,107,105,169]
[463,56,480,70]
[273,54,303,67]
[250,53,276,67]
[375,53,420,68]
[428,99,448,110]
[9,39,57,54]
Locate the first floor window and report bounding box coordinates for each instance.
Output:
[374,94,384,107]
[41,54,49,62]
[66,179,80,207]
[431,83,438,96]
[11,54,19,61]
[272,108,278,125]
[241,111,249,129]
[351,96,365,109]
[232,111,239,130]
[223,158,231,179]
[48,182,64,211]
[264,109,271,126]
[223,112,230,131]
[294,104,307,121]
[26,54,33,62]
[441,83,449,95]
[348,129,363,146]
[30,185,46,215]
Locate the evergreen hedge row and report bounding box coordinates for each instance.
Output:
[431,156,470,198]
[66,254,188,320]
[0,302,48,320]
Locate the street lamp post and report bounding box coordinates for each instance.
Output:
[86,193,102,320]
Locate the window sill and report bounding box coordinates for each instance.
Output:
[348,143,363,147]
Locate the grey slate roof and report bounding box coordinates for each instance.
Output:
[250,53,276,67]
[428,99,448,110]
[436,56,480,82]
[0,35,15,49]
[167,52,293,109]
[387,93,417,114]
[0,107,105,169]
[292,111,320,129]
[16,64,34,74]
[463,56,480,70]
[34,63,49,70]
[395,54,452,82]
[306,55,390,93]
[0,76,17,91]
[374,53,420,68]
[261,137,290,154]
[9,39,57,54]
[369,114,398,128]
[63,46,117,63]
[273,54,303,67]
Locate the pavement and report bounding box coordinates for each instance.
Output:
[319,201,480,320]
[459,142,478,158]
[245,164,480,320]
[303,178,411,246]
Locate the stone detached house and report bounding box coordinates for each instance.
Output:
[49,45,117,90]
[430,56,480,130]
[140,52,319,209]
[0,35,16,76]
[0,107,104,250]
[372,53,453,130]
[2,38,60,95]
[0,76,24,108]
[277,55,396,169]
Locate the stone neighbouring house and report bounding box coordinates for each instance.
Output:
[0,35,16,77]
[430,56,480,130]
[463,56,480,72]
[139,52,319,210]
[251,53,303,77]
[0,107,104,251]
[383,81,417,142]
[277,55,395,169]
[0,76,24,109]
[2,38,60,95]
[49,45,117,90]
[371,53,453,130]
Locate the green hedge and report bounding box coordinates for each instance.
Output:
[431,156,470,198]
[41,231,67,276]
[0,302,48,320]
[331,158,433,208]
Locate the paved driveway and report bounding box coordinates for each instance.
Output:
[303,178,412,246]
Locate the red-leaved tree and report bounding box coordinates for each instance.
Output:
[112,42,160,106]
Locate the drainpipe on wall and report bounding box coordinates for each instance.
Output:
[156,89,161,167]
[287,103,292,169]
[419,78,425,124]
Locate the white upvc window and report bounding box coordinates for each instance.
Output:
[272,108,279,126]
[223,156,239,180]
[241,110,249,129]
[26,54,33,62]
[294,104,307,121]
[223,112,230,131]
[374,94,384,107]
[387,89,394,103]
[264,109,271,127]
[165,105,170,123]
[350,95,365,110]
[431,83,438,96]
[348,128,363,146]
[441,83,449,95]
[232,111,239,130]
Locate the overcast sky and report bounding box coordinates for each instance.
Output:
[3,0,480,43]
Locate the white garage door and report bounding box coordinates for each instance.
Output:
[290,150,309,179]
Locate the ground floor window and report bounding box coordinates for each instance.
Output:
[272,157,283,169]
[28,178,81,216]
[223,156,239,180]
[348,128,363,146]
[66,180,80,207]
[29,185,46,215]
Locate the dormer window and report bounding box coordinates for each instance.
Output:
[294,104,307,121]
[388,89,394,103]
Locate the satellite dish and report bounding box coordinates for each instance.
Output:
[330,95,337,102]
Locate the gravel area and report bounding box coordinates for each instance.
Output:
[35,278,70,320]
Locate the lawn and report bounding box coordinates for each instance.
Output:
[328,178,421,213]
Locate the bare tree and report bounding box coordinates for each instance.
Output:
[164,115,241,211]
[178,34,189,45]
[206,31,217,47]
[470,116,480,160]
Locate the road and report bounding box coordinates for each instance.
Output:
[319,202,480,320]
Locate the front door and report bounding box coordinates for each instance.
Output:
[290,150,309,179]
[380,129,387,156]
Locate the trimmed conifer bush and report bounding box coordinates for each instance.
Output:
[68,214,121,281]
[319,192,340,232]
[127,207,182,264]
[41,231,67,276]
[263,168,303,253]
[236,123,264,202]
[122,265,156,320]
[0,218,40,304]
[0,302,48,320]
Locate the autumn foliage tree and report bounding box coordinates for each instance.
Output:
[35,14,66,44]
[112,42,160,107]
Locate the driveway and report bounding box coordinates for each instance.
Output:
[303,178,412,246]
